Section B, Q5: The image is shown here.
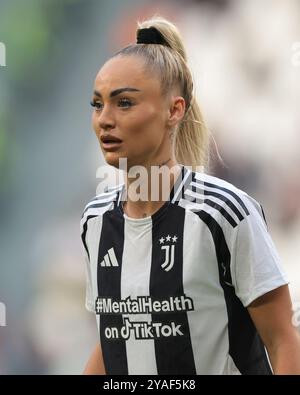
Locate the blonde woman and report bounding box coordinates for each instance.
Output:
[81,16,300,375]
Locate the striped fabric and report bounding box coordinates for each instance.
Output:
[80,166,288,374]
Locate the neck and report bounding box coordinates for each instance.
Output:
[123,157,181,219]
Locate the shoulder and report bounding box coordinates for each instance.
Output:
[80,183,124,231]
[181,168,266,230]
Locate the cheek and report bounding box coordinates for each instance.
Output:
[122,104,164,134]
[123,114,165,155]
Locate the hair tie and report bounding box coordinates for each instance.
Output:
[136,27,169,46]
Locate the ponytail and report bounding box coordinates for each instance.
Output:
[114,15,211,171]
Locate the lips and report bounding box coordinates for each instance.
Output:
[100,134,123,152]
[100,135,123,144]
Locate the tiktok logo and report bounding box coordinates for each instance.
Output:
[0,42,6,67]
[104,317,184,340]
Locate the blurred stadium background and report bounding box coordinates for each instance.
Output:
[0,0,299,374]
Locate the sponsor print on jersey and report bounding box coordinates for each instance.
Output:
[95,294,195,341]
[104,317,184,340]
[95,295,194,315]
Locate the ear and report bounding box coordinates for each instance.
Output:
[166,96,186,128]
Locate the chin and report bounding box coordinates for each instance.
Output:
[102,150,143,171]
[103,155,119,169]
[103,153,127,169]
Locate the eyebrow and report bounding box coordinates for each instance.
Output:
[93,87,141,98]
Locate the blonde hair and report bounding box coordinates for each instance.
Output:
[113,15,211,171]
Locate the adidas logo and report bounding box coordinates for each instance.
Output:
[100,247,119,267]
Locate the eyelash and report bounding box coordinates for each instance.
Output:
[90,98,133,110]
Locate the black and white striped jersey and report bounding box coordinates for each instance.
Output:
[80,165,288,375]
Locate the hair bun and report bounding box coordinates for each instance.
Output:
[136,27,169,47]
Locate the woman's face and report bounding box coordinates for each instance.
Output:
[91,55,183,169]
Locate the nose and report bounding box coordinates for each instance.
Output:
[97,105,116,131]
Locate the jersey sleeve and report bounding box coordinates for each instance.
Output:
[82,244,95,313]
[80,216,95,313]
[229,194,289,307]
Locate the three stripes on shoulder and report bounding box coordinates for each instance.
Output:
[179,172,250,228]
[82,184,124,219]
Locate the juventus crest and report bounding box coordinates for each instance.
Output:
[159,234,178,272]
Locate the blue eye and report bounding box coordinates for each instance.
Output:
[90,98,133,111]
[90,100,103,110]
[118,99,132,108]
